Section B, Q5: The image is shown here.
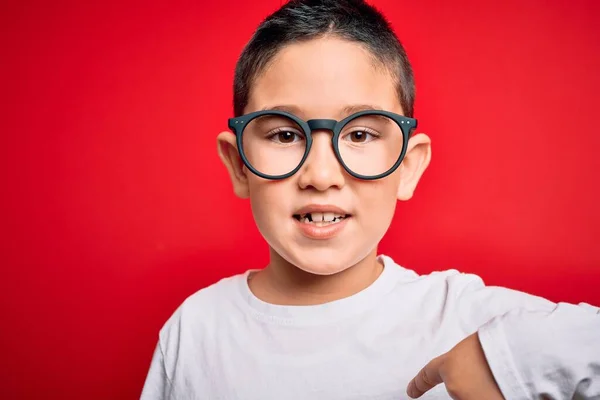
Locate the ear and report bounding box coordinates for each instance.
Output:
[217,131,250,199]
[397,133,432,201]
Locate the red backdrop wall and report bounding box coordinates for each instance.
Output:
[2,0,599,398]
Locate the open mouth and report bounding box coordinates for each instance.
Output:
[292,212,352,227]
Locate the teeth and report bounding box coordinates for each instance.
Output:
[311,212,324,222]
[304,212,346,221]
[296,212,348,225]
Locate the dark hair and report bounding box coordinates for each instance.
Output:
[233,0,415,118]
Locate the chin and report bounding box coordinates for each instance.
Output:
[297,261,349,276]
[282,245,368,276]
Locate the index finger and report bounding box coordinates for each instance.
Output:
[407,356,444,399]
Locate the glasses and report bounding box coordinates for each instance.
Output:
[228,110,417,180]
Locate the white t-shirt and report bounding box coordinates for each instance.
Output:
[140,255,600,400]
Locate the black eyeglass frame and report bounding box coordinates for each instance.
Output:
[228,110,417,181]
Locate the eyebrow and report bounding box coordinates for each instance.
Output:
[342,104,384,116]
[261,104,385,119]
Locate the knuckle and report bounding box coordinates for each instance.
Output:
[420,368,435,387]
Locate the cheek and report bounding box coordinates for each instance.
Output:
[247,179,292,231]
[356,180,399,229]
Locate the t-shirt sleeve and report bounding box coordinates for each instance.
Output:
[453,273,600,399]
[478,303,600,399]
[140,341,172,400]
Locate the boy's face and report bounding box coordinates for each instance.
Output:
[218,37,430,275]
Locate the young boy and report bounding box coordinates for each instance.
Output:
[141,1,600,399]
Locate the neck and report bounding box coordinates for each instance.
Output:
[248,248,383,306]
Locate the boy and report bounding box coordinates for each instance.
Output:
[141,1,600,399]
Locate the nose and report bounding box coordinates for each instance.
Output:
[297,131,345,191]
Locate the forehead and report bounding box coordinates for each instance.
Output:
[246,37,402,119]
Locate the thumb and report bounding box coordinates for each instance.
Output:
[407,355,445,398]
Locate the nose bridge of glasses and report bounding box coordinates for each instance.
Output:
[306,119,337,133]
[303,120,342,179]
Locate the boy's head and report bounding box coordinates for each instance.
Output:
[218,0,431,275]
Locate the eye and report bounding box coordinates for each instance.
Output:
[343,129,378,143]
[268,129,304,144]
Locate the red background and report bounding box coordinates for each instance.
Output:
[1,0,599,398]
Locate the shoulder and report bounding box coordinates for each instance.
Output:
[158,271,248,346]
[384,254,550,304]
[382,255,555,324]
[151,271,249,385]
[380,253,469,293]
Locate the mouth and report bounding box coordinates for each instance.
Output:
[292,205,352,232]
[292,212,352,227]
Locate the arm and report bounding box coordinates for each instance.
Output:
[140,341,172,400]
[408,273,600,399]
[455,274,600,399]
[478,302,600,399]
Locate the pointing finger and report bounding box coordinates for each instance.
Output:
[407,355,445,398]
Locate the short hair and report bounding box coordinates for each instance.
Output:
[233,0,415,118]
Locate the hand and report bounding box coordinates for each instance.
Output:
[406,333,505,400]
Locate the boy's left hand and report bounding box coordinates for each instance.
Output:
[406,333,505,399]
